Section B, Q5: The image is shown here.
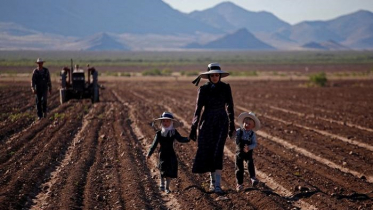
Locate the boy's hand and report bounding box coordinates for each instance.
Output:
[229,129,236,139]
[243,145,249,153]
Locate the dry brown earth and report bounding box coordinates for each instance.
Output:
[0,76,372,210]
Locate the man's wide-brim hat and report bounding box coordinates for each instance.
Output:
[35,58,44,63]
[237,112,261,131]
[192,63,229,86]
[153,112,180,127]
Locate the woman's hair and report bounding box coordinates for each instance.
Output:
[207,73,221,83]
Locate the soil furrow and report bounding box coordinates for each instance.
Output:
[244,94,373,129]
[130,89,298,209]
[1,79,372,210]
[30,102,95,209]
[112,90,169,209]
[145,86,372,208]
[0,102,88,209]
[83,102,124,209]
[251,136,373,209]
[232,105,373,175]
[0,102,74,165]
[259,105,373,146]
[45,103,105,209]
[0,85,61,140]
[113,90,182,208]
[266,105,373,133]
[256,114,373,175]
[114,89,226,209]
[0,93,69,143]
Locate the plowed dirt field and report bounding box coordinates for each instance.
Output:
[0,78,372,210]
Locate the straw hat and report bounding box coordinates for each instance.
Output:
[192,63,229,86]
[237,112,261,131]
[35,58,44,63]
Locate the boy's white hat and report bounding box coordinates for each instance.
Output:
[237,112,261,131]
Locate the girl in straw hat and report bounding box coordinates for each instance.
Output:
[190,63,235,194]
[146,112,190,194]
[235,112,261,192]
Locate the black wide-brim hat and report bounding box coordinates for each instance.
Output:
[192,63,229,86]
[152,112,180,128]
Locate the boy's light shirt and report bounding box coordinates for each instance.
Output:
[237,128,257,150]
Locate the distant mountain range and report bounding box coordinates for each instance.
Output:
[275,10,373,49]
[66,33,131,51]
[0,0,221,36]
[188,2,290,34]
[185,28,275,50]
[301,40,350,51]
[0,0,372,51]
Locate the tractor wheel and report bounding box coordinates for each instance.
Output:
[60,89,66,104]
[61,72,67,88]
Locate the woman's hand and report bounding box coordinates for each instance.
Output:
[229,122,235,139]
[189,126,197,141]
[229,129,236,139]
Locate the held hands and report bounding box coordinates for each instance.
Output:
[228,130,236,139]
[243,145,250,153]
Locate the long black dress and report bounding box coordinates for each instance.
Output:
[147,129,189,178]
[191,81,234,173]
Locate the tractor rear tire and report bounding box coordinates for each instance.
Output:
[60,89,66,104]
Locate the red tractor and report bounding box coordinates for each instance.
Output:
[59,59,99,104]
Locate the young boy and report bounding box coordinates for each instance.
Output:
[235,112,261,192]
[146,112,190,194]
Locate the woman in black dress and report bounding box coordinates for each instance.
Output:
[147,112,190,194]
[190,63,235,193]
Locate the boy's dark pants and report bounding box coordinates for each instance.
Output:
[235,150,255,185]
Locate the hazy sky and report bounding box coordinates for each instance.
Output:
[162,0,373,25]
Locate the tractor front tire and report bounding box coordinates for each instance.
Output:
[60,89,67,104]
